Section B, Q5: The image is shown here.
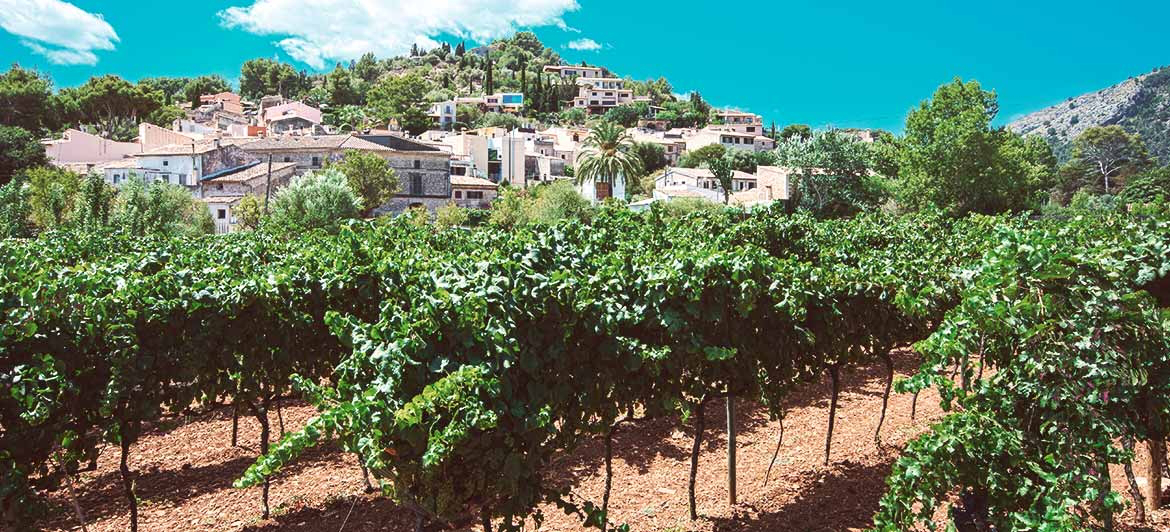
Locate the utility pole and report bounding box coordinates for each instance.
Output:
[263,154,273,215]
[727,397,737,505]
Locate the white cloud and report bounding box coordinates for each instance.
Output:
[0,0,119,65]
[566,38,602,51]
[219,0,581,69]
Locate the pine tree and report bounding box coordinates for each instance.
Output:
[531,72,543,113]
[455,41,466,56]
[520,64,528,100]
[411,43,420,57]
[485,53,494,95]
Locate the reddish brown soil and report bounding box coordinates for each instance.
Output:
[30,352,1169,531]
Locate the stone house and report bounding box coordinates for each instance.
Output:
[134,140,254,191]
[199,161,298,233]
[450,175,498,210]
[239,134,451,214]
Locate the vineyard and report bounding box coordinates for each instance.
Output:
[2,204,1170,531]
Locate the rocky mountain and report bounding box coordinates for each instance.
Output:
[1009,67,1170,163]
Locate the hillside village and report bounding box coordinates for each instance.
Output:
[1,33,1166,236]
[14,32,878,232]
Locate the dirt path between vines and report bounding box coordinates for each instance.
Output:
[32,351,1168,531]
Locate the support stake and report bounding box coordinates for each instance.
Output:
[726,396,736,506]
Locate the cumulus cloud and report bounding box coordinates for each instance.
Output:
[566,38,602,51]
[219,0,581,69]
[0,0,119,65]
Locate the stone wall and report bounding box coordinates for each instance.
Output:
[385,153,449,198]
[374,196,450,215]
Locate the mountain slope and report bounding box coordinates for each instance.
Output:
[1009,67,1170,163]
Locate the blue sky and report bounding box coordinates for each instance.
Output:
[2,0,1168,131]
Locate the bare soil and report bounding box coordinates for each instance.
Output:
[30,352,1169,531]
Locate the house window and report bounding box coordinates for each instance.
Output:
[162,160,169,166]
[467,191,484,200]
[312,156,320,167]
[411,173,423,195]
[454,190,463,199]
[413,160,421,169]
[284,156,292,163]
[217,209,227,220]
[747,127,756,133]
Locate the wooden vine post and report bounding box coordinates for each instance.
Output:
[1147,400,1165,511]
[726,396,736,506]
[1147,439,1164,511]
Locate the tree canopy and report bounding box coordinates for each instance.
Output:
[895,78,1056,215]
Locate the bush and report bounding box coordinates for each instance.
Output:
[235,194,264,230]
[402,205,430,227]
[529,180,592,224]
[114,177,215,237]
[268,168,363,232]
[678,144,726,168]
[25,166,81,230]
[0,126,48,184]
[653,197,724,222]
[435,202,470,229]
[75,173,115,228]
[488,186,532,229]
[1118,167,1170,205]
[0,179,32,238]
[329,150,399,214]
[478,112,522,130]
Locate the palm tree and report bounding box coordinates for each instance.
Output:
[575,121,643,198]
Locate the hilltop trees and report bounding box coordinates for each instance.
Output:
[326,64,362,107]
[239,58,307,100]
[778,124,812,141]
[656,92,712,128]
[367,73,431,135]
[182,75,232,108]
[895,79,1056,215]
[74,75,165,140]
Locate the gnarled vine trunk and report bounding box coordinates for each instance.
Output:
[688,400,706,520]
[824,364,841,466]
